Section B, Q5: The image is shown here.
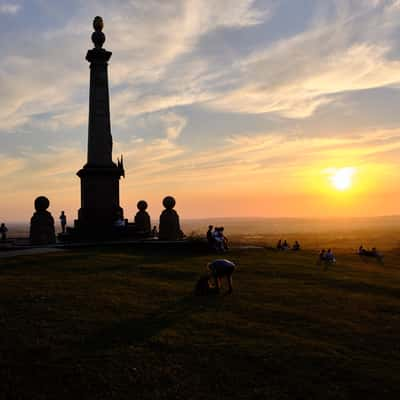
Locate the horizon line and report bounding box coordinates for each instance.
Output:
[4,214,400,225]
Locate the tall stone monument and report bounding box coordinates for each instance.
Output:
[76,17,124,236]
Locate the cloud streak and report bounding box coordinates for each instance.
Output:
[0,2,20,14]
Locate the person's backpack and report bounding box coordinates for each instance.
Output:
[194,275,219,295]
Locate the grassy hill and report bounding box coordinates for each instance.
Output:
[0,245,399,399]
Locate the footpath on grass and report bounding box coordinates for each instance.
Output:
[0,247,65,258]
[0,238,263,259]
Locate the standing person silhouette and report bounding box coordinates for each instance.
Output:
[0,223,8,242]
[59,211,67,234]
[206,225,214,246]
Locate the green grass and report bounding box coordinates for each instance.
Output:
[0,245,399,399]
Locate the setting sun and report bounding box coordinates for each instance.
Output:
[330,168,355,191]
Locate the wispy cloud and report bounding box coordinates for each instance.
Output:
[0,2,20,15]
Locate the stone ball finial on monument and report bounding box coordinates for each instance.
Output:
[91,16,105,49]
[134,200,151,235]
[159,196,183,241]
[30,196,56,245]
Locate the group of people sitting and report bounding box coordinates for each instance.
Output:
[318,248,336,264]
[207,225,229,252]
[358,245,383,262]
[276,240,301,251]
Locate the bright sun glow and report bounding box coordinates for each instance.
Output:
[330,167,355,191]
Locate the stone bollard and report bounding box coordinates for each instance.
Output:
[159,196,184,241]
[134,200,151,235]
[29,196,56,245]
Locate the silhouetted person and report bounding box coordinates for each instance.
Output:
[219,227,229,250]
[360,246,383,263]
[293,241,300,251]
[319,249,326,262]
[207,225,214,246]
[372,247,384,262]
[152,225,158,238]
[114,210,126,229]
[194,275,219,296]
[326,248,336,263]
[59,211,67,234]
[277,239,282,250]
[0,223,8,242]
[213,227,228,252]
[207,259,236,294]
[282,240,290,250]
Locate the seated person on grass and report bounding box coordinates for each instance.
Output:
[213,227,228,252]
[318,248,336,265]
[359,245,383,262]
[292,241,300,251]
[325,248,336,263]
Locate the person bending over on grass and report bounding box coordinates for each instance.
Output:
[207,259,236,294]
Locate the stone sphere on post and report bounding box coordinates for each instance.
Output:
[163,196,176,210]
[137,200,148,211]
[159,196,183,240]
[30,196,56,245]
[134,200,151,235]
[34,196,50,212]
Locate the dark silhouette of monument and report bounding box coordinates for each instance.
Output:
[134,200,151,235]
[159,196,183,240]
[75,16,124,237]
[30,196,56,245]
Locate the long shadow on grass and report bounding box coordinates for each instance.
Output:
[82,295,222,352]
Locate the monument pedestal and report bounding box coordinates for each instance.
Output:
[76,165,123,235]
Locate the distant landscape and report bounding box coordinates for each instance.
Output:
[6,216,400,251]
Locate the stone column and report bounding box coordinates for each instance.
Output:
[86,20,113,166]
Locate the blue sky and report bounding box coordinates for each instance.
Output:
[1,0,400,221]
